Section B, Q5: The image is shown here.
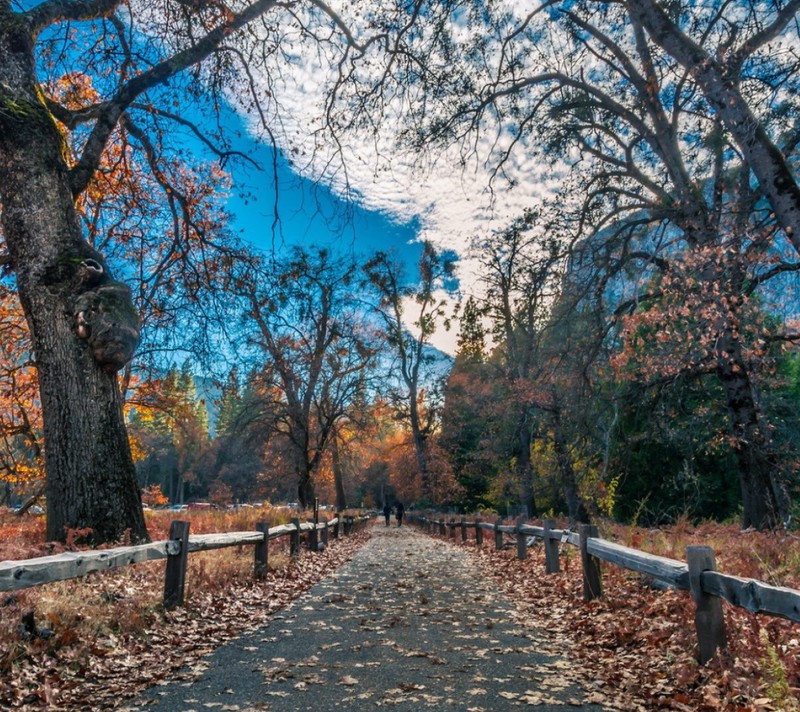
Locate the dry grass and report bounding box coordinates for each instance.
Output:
[0,506,308,672]
[600,515,800,588]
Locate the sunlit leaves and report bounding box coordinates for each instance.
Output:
[0,287,43,488]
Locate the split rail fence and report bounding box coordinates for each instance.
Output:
[0,513,370,609]
[411,514,800,663]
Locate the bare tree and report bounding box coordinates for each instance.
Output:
[364,242,455,504]
[626,0,800,250]
[235,247,379,508]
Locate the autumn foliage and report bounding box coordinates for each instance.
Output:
[0,287,43,492]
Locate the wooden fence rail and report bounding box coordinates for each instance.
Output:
[411,513,800,664]
[0,513,371,609]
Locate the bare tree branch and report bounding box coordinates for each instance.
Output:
[130,102,260,168]
[25,0,121,36]
[70,0,280,197]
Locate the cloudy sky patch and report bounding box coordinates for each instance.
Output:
[220,0,557,352]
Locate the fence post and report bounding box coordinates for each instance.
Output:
[290,517,301,557]
[333,512,341,539]
[475,518,483,547]
[579,524,602,601]
[254,521,269,579]
[543,518,560,574]
[494,517,503,550]
[449,518,456,539]
[516,516,528,560]
[460,518,467,542]
[308,518,319,552]
[439,518,446,537]
[687,546,727,664]
[164,520,190,610]
[321,518,329,548]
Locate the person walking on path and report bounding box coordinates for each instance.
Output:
[395,501,404,527]
[383,502,392,527]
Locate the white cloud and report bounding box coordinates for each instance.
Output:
[225,1,556,353]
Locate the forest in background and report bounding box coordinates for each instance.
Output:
[5,215,800,529]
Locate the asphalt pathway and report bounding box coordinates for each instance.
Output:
[128,525,608,711]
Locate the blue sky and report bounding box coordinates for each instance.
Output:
[30,0,550,354]
[167,94,429,295]
[221,126,424,270]
[23,0,427,283]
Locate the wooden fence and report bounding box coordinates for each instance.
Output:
[410,514,800,664]
[0,513,371,609]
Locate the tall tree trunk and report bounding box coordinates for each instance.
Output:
[297,475,315,510]
[715,330,785,530]
[408,394,431,500]
[295,443,315,509]
[550,404,590,525]
[331,435,347,511]
[513,407,538,518]
[0,24,146,543]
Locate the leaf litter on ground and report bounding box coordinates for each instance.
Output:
[457,520,800,711]
[0,526,369,710]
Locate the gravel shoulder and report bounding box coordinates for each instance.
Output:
[127,525,611,711]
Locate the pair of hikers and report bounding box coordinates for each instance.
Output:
[382,501,404,527]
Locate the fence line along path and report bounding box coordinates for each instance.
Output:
[126,525,626,711]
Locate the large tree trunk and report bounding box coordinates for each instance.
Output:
[0,24,147,544]
[715,330,786,530]
[408,393,431,500]
[331,435,347,511]
[550,404,590,525]
[297,467,315,510]
[294,437,315,508]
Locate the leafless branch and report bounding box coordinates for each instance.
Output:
[25,0,121,36]
[69,0,280,197]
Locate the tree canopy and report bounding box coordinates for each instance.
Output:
[2,0,800,538]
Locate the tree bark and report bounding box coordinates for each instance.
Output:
[332,434,347,511]
[512,408,538,518]
[627,0,800,251]
[550,404,590,525]
[293,434,315,509]
[297,467,315,510]
[408,388,432,500]
[0,20,146,543]
[714,329,786,529]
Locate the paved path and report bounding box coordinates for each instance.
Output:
[129,526,606,711]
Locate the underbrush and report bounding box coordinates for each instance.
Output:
[0,505,297,561]
[604,515,800,589]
